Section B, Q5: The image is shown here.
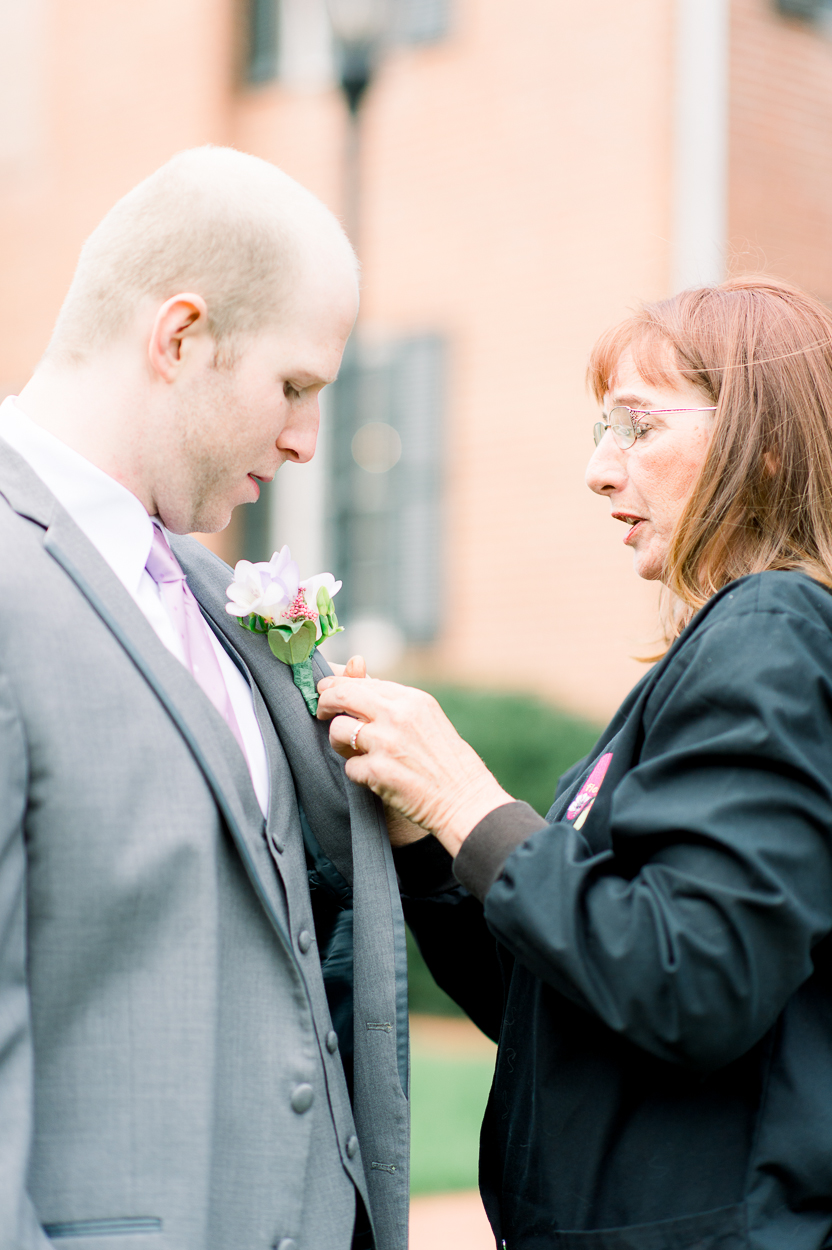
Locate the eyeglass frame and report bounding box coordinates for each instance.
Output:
[593,405,718,450]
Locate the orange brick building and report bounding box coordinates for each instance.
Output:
[1,0,831,720]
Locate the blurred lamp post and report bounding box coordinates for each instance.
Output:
[327,0,389,247]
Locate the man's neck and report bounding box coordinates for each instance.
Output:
[16,355,155,510]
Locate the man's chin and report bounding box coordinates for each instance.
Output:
[158,501,233,538]
[179,489,243,537]
[157,483,243,537]
[187,508,234,537]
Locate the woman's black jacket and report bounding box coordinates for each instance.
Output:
[396,571,832,1250]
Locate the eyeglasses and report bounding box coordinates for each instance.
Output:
[593,405,718,450]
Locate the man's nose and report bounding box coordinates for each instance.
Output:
[585,431,627,496]
[278,396,320,465]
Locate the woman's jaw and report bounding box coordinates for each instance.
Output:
[614,509,666,581]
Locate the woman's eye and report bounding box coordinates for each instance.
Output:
[633,422,652,438]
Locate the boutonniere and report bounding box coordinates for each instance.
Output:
[225,546,343,714]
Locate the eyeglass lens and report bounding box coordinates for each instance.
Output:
[594,406,637,449]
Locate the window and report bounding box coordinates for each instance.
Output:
[243,0,448,88]
[246,0,280,84]
[775,0,832,19]
[327,336,445,646]
[393,0,451,44]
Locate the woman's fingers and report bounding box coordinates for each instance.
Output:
[328,713,370,759]
[319,655,368,689]
[316,674,393,721]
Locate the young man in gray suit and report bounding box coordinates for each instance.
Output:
[0,148,409,1250]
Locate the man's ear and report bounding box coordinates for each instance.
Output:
[148,293,210,382]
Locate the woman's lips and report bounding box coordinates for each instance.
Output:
[612,512,647,545]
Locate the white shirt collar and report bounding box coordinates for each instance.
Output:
[0,395,155,599]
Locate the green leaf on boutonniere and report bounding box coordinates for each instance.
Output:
[316,586,344,640]
[272,618,310,638]
[267,619,317,665]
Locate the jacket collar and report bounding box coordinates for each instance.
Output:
[0,432,58,528]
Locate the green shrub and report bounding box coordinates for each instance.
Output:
[409,1049,496,1194]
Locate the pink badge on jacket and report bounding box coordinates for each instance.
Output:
[565,752,613,830]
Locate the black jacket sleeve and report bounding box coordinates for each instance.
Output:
[479,583,832,1070]
[394,835,505,1041]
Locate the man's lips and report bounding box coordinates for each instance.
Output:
[247,471,275,501]
[612,511,648,545]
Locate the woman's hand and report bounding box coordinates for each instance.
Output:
[322,657,429,847]
[316,675,512,856]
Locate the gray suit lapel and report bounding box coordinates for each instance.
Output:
[173,535,356,886]
[0,441,293,956]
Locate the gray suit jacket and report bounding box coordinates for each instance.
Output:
[0,442,409,1250]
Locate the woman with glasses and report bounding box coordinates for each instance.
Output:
[319,276,832,1250]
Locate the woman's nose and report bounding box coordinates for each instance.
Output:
[585,432,627,496]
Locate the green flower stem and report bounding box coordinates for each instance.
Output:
[291,657,318,715]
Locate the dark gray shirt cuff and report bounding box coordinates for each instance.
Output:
[453,801,549,902]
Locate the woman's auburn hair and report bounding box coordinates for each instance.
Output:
[588,274,832,642]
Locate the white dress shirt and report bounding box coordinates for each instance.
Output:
[0,396,270,815]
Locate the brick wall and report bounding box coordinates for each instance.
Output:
[731,0,832,297]
[5,1,832,720]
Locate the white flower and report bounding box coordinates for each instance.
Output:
[225,546,301,622]
[300,572,342,638]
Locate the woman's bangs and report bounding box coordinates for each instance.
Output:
[587,318,686,405]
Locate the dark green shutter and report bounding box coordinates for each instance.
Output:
[328,335,446,644]
[246,0,280,83]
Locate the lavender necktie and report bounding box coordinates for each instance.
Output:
[145,525,247,759]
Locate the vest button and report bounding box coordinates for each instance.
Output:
[346,1134,359,1159]
[275,1241,297,1250]
[273,838,284,853]
[326,1030,339,1053]
[297,929,312,954]
[291,1083,314,1114]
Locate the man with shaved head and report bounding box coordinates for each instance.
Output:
[0,148,408,1250]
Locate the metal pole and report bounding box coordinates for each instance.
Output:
[343,106,363,254]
